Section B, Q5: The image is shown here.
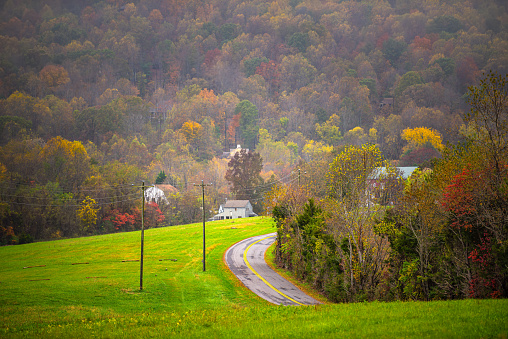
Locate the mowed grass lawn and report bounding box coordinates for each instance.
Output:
[1,217,507,338]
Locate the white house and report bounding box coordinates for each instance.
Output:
[367,167,418,188]
[221,144,249,159]
[144,185,169,205]
[212,200,257,220]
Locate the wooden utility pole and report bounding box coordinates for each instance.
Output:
[140,181,145,290]
[194,180,212,271]
[135,181,153,291]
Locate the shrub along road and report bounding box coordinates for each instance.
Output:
[225,233,321,306]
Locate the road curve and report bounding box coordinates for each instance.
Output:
[225,233,321,306]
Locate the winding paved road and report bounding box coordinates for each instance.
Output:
[225,233,321,306]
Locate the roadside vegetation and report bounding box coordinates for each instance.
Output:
[1,218,506,338]
[267,72,507,302]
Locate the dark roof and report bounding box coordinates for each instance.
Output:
[224,200,250,208]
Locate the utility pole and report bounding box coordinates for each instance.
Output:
[140,181,145,290]
[224,112,228,152]
[134,181,153,291]
[298,168,306,188]
[194,180,212,271]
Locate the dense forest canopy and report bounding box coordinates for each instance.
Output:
[0,0,506,253]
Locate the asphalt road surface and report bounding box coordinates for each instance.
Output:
[225,232,321,306]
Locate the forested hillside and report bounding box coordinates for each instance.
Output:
[0,0,506,247]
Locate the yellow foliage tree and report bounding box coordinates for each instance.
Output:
[180,120,202,144]
[39,136,91,188]
[77,196,99,233]
[401,127,444,152]
[301,140,333,162]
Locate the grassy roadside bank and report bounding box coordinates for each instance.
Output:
[1,217,506,338]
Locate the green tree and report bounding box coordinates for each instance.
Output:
[155,170,166,184]
[315,114,342,146]
[235,100,259,149]
[243,57,269,77]
[219,23,241,44]
[396,71,424,98]
[382,38,407,66]
[288,32,310,53]
[426,15,463,34]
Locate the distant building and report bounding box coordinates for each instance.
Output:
[367,167,418,205]
[212,200,257,220]
[367,167,418,189]
[379,98,394,109]
[221,145,249,159]
[144,185,169,205]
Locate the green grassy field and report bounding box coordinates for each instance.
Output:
[1,217,507,338]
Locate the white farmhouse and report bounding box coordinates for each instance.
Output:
[213,200,257,220]
[144,185,169,205]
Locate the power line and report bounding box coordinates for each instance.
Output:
[0,190,138,202]
[0,183,137,193]
[5,196,139,207]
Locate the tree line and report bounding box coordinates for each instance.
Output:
[267,73,507,301]
[0,0,507,249]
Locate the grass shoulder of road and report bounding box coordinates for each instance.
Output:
[1,218,507,338]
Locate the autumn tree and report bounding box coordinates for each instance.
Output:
[400,127,443,166]
[401,127,444,152]
[466,71,508,188]
[444,71,508,297]
[77,196,99,233]
[39,65,70,94]
[255,60,280,96]
[1,91,48,133]
[39,136,91,189]
[399,168,445,300]
[225,149,264,213]
[279,55,317,92]
[325,144,390,301]
[256,128,297,173]
[373,114,404,160]
[144,202,165,228]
